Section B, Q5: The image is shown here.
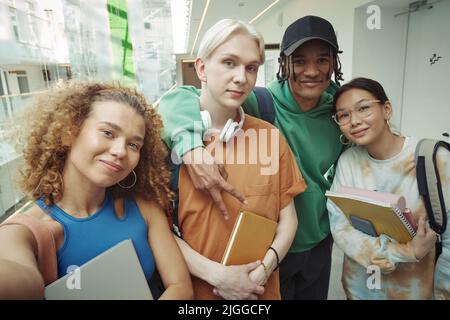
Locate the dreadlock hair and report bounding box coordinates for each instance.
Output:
[276,44,344,86]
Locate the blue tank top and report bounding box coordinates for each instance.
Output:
[36,192,155,283]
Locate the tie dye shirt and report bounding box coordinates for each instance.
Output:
[327,136,450,299]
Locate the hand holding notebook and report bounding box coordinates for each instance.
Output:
[326,187,417,243]
[408,216,437,260]
[45,240,153,300]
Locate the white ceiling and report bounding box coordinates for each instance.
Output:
[186,0,285,54]
[185,0,437,55]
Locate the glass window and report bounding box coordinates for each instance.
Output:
[17,76,30,94]
[8,7,20,41]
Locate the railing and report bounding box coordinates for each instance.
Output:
[0,92,35,123]
[0,91,45,218]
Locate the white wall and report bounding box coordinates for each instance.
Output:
[352,4,408,130]
[400,0,450,139]
[254,0,373,82]
[22,65,47,92]
[353,0,450,139]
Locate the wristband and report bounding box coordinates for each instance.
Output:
[268,246,280,269]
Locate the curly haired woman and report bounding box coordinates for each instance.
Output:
[0,81,193,299]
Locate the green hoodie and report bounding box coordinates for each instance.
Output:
[158,80,343,252]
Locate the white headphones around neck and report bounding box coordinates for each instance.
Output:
[200,106,245,142]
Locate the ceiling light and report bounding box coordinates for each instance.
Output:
[190,0,211,56]
[249,0,280,24]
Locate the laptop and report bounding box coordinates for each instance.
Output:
[45,239,154,300]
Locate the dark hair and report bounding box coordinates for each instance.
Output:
[333,77,389,110]
[276,43,344,86]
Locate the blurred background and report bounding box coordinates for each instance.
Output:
[0,1,449,298]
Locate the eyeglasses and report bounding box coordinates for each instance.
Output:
[332,100,380,126]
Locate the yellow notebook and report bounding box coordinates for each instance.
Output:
[326,187,417,243]
[221,211,278,266]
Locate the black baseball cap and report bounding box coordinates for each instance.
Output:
[281,15,339,56]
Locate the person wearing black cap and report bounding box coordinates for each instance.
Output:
[277,15,343,100]
[158,15,345,300]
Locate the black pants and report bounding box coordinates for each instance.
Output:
[280,234,333,300]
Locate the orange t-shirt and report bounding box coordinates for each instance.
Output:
[178,115,306,300]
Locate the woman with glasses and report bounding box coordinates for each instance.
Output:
[326,77,450,299]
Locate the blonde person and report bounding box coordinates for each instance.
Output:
[0,82,193,299]
[158,16,344,300]
[159,19,306,300]
[327,77,450,299]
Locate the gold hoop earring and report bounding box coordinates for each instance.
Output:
[118,170,137,189]
[340,134,350,145]
[386,119,392,132]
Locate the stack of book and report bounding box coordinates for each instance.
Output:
[326,186,417,243]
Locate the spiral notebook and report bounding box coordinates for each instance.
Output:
[326,187,417,243]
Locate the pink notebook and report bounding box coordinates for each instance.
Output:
[337,186,406,212]
[335,186,417,231]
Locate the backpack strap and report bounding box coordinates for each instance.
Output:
[415,138,450,261]
[1,213,58,285]
[168,155,182,238]
[415,139,449,234]
[253,87,275,125]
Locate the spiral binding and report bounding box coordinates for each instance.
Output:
[393,207,417,237]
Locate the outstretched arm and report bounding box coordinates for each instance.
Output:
[0,224,45,299]
[158,86,246,218]
[158,86,262,157]
[158,86,204,158]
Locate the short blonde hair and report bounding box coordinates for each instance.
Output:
[197,19,265,63]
